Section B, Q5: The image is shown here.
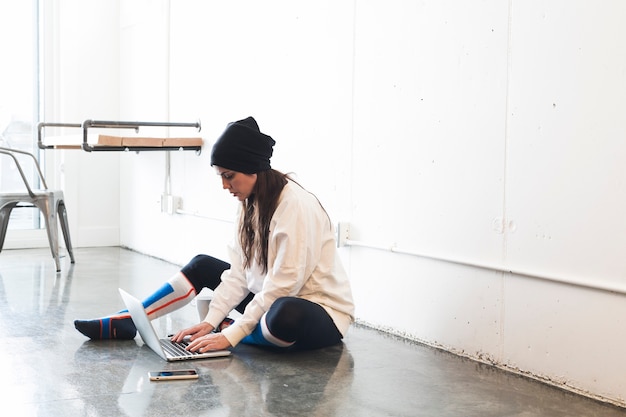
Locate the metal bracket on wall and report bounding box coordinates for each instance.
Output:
[37,119,203,154]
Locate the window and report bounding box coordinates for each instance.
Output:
[0,0,41,230]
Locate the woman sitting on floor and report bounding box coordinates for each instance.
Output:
[74,116,355,352]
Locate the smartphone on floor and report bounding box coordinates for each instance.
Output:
[148,369,199,381]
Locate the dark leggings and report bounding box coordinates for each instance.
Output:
[181,254,343,350]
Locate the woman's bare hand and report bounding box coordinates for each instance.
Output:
[186,333,232,352]
[170,322,214,344]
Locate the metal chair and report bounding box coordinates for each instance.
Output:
[0,146,74,271]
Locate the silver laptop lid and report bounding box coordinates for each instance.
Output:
[119,288,168,360]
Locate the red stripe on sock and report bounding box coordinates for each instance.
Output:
[146,288,195,317]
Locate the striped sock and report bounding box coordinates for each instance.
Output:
[74,272,197,340]
[240,313,295,348]
[143,273,197,320]
[74,311,136,340]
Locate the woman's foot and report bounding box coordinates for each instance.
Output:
[74,314,137,340]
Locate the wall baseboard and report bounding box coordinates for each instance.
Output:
[2,229,49,249]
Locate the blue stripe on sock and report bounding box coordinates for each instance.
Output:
[142,283,175,308]
[101,317,111,339]
[241,324,276,347]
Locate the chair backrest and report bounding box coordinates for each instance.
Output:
[0,146,49,198]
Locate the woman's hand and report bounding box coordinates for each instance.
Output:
[170,322,214,344]
[170,322,233,352]
[186,333,233,352]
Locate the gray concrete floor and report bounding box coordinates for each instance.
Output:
[1,246,624,417]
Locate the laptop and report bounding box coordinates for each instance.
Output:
[119,288,232,361]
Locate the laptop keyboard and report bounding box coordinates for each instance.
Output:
[160,339,200,357]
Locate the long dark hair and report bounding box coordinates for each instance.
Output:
[239,169,289,273]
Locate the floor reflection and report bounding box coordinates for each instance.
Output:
[2,248,625,417]
[67,339,355,416]
[0,257,76,416]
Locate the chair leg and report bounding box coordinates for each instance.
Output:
[0,203,19,253]
[57,200,75,263]
[38,200,61,272]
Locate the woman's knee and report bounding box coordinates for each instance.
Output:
[266,297,302,330]
[265,297,342,349]
[180,254,230,290]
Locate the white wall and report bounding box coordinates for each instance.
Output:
[117,1,356,265]
[47,0,626,406]
[346,1,626,404]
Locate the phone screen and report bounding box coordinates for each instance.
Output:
[156,370,196,377]
[149,369,198,380]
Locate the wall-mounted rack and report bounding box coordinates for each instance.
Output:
[37,120,202,153]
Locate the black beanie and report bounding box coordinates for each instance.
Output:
[210,116,275,174]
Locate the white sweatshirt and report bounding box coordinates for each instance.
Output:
[204,181,355,347]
